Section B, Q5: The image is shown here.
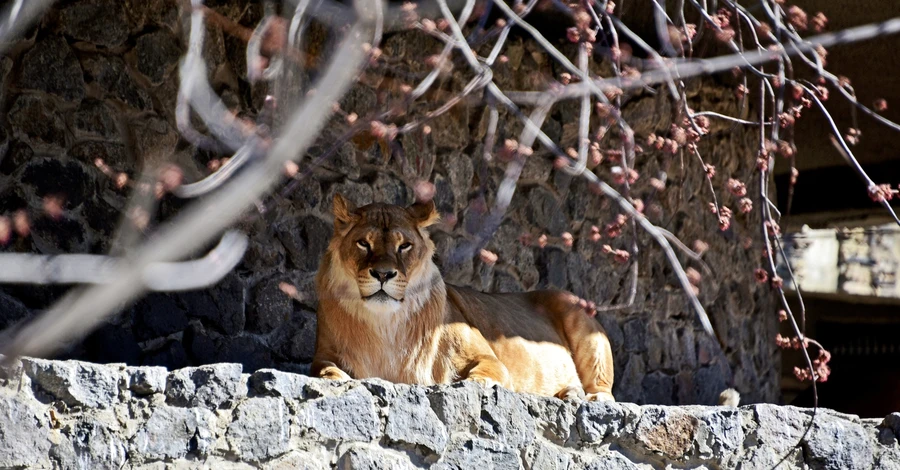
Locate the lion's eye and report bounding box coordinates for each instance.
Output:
[398,242,412,253]
[357,240,370,251]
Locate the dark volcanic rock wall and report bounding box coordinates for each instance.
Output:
[1,357,898,469]
[0,1,779,404]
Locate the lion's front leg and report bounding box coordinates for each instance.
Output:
[461,354,510,389]
[311,359,352,381]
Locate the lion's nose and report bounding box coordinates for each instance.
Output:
[370,268,398,283]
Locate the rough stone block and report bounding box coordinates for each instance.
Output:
[52,417,128,469]
[22,358,119,409]
[522,440,571,470]
[0,397,51,469]
[165,363,245,409]
[633,406,699,460]
[433,436,519,470]
[19,36,84,102]
[385,387,448,454]
[249,369,308,399]
[60,0,129,47]
[227,397,291,462]
[300,386,380,442]
[9,95,68,152]
[264,450,331,470]
[804,412,874,470]
[131,405,216,461]
[582,451,639,470]
[338,444,417,470]
[132,30,183,85]
[576,401,634,443]
[478,385,535,448]
[127,366,168,395]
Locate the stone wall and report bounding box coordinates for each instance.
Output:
[0,0,779,404]
[780,224,900,300]
[0,357,897,469]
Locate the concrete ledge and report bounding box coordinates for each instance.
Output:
[1,358,897,469]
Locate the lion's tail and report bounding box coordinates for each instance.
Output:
[718,388,741,406]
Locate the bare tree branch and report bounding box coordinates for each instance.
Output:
[0,231,247,291]
[0,0,383,361]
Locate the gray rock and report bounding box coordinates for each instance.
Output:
[60,0,129,47]
[132,293,188,341]
[22,358,118,409]
[180,274,246,336]
[740,405,809,469]
[373,173,412,207]
[8,94,68,152]
[359,378,397,407]
[882,412,900,441]
[311,141,360,180]
[641,372,675,405]
[0,289,32,331]
[70,99,121,141]
[133,30,183,85]
[428,380,483,433]
[165,363,245,409]
[577,401,633,443]
[479,385,535,448]
[583,451,639,470]
[275,215,333,272]
[30,213,92,254]
[249,277,293,333]
[82,56,153,110]
[613,350,645,404]
[0,56,12,97]
[433,173,456,215]
[633,406,699,460]
[522,440,571,470]
[693,408,743,462]
[0,397,51,469]
[323,180,375,213]
[250,369,308,399]
[525,186,568,235]
[433,436,519,470]
[521,394,576,443]
[69,141,129,169]
[227,397,291,462]
[386,387,448,453]
[264,450,330,470]
[289,178,323,210]
[301,386,380,441]
[440,151,474,212]
[622,319,646,353]
[693,364,730,406]
[19,36,85,102]
[804,412,874,470]
[537,247,568,290]
[338,445,417,470]
[272,306,318,363]
[58,417,128,469]
[127,366,168,395]
[131,405,216,460]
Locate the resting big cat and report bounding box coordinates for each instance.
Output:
[311,194,615,401]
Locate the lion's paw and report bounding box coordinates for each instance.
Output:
[555,385,586,401]
[468,375,501,389]
[585,391,615,402]
[319,367,352,381]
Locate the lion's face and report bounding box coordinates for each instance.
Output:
[327,194,440,315]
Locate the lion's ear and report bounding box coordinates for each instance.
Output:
[408,199,440,228]
[333,193,359,228]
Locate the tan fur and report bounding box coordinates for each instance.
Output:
[311,194,615,400]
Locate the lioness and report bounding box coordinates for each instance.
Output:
[311,194,615,401]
